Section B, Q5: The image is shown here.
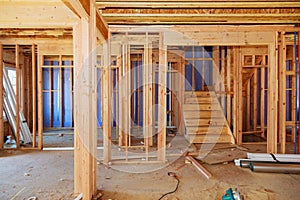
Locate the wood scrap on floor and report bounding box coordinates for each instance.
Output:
[194,144,248,165]
[185,155,212,179]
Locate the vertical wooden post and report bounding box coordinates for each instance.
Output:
[143,34,149,159]
[158,32,167,161]
[102,39,111,164]
[237,48,243,145]
[59,55,63,127]
[32,44,36,148]
[246,80,251,131]
[148,43,154,146]
[37,52,43,149]
[233,47,242,144]
[260,67,265,137]
[233,47,238,141]
[73,4,98,197]
[253,69,258,131]
[267,33,279,153]
[0,44,4,149]
[221,47,225,108]
[279,32,287,153]
[226,47,231,125]
[15,44,20,148]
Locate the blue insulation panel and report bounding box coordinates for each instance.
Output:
[185,63,193,91]
[62,69,72,127]
[43,92,50,127]
[194,60,202,90]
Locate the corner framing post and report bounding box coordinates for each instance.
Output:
[37,51,43,149]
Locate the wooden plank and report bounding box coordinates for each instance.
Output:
[143,34,149,159]
[260,67,265,138]
[102,40,111,164]
[253,68,258,131]
[226,47,231,125]
[185,155,211,180]
[32,44,36,148]
[184,110,224,119]
[267,34,279,153]
[59,55,63,128]
[0,44,3,149]
[221,47,225,108]
[183,103,221,111]
[15,44,20,148]
[73,4,98,197]
[246,80,251,131]
[186,126,230,135]
[37,53,43,149]
[148,43,154,146]
[157,32,166,162]
[189,134,233,144]
[97,1,300,9]
[279,32,287,153]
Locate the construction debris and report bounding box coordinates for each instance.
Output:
[235,153,300,174]
[185,155,212,179]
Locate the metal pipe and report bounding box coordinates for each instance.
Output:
[247,153,300,160]
[238,159,300,168]
[250,162,300,174]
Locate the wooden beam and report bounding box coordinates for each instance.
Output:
[15,44,20,148]
[32,44,36,148]
[97,1,300,9]
[267,33,279,153]
[279,32,287,153]
[0,44,3,149]
[157,32,167,162]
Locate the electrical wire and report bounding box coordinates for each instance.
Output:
[158,172,180,200]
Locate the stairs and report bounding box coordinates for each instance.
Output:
[183,91,235,144]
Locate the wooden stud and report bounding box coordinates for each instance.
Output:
[143,33,149,160]
[253,68,258,131]
[37,52,43,149]
[237,48,243,145]
[158,32,167,162]
[260,67,265,138]
[246,80,251,131]
[226,47,231,125]
[32,44,36,148]
[15,44,20,148]
[0,44,3,149]
[102,39,111,164]
[59,55,63,127]
[279,32,287,153]
[267,33,279,153]
[233,47,238,141]
[148,43,154,146]
[221,47,225,108]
